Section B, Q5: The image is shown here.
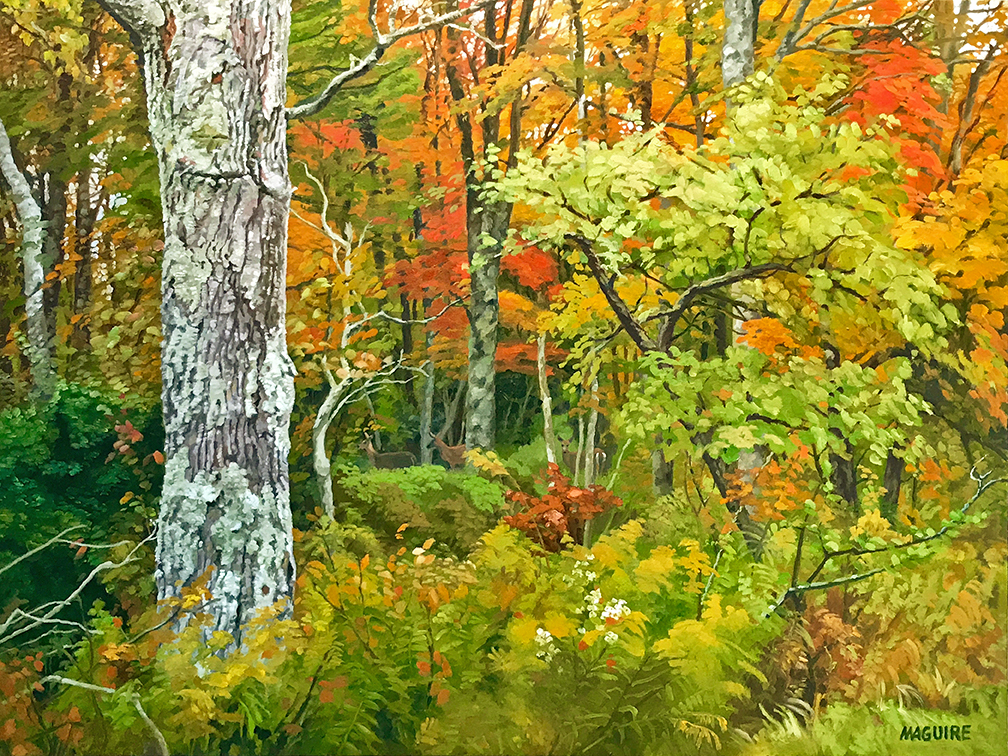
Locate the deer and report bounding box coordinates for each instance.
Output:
[360,437,416,469]
[430,432,466,470]
[560,438,610,482]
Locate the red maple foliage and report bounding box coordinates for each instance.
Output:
[504,464,622,552]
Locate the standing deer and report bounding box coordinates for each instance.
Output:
[560,438,609,482]
[430,432,466,470]
[360,437,416,469]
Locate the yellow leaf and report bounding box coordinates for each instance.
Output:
[635,546,678,593]
[325,584,342,607]
[542,612,576,638]
[511,616,540,645]
[591,543,619,569]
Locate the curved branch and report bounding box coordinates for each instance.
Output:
[42,676,169,756]
[567,234,657,353]
[657,261,790,350]
[766,466,1006,616]
[287,0,474,120]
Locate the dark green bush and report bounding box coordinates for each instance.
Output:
[0,383,163,627]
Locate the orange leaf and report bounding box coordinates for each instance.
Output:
[437,688,450,706]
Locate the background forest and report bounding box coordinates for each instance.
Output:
[0,0,1006,754]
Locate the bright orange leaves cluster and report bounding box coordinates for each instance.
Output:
[504,464,623,552]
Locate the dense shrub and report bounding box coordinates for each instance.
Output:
[331,463,506,557]
[0,384,162,629]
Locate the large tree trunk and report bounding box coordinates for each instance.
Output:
[0,116,55,400]
[100,0,297,641]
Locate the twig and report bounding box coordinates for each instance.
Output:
[42,675,169,756]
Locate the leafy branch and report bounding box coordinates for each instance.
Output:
[765,464,1006,616]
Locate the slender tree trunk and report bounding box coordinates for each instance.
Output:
[99,0,297,641]
[651,442,675,496]
[313,374,343,519]
[448,0,535,451]
[0,116,55,400]
[575,413,585,485]
[881,449,903,522]
[584,376,599,486]
[464,200,506,449]
[420,345,436,464]
[722,0,756,89]
[537,333,558,464]
[720,0,765,556]
[72,167,97,353]
[41,171,68,342]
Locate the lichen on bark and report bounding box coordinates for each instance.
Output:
[98,0,298,643]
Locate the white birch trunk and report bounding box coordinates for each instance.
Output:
[721,0,756,89]
[584,376,598,486]
[0,116,56,400]
[99,0,297,641]
[537,333,558,465]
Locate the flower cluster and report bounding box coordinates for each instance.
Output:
[535,628,559,662]
[563,554,597,586]
[601,598,631,624]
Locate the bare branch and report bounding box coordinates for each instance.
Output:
[0,533,153,646]
[93,0,165,41]
[0,525,84,579]
[287,1,476,120]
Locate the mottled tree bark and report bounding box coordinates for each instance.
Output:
[0,116,55,400]
[464,200,507,449]
[99,0,297,641]
[721,0,757,88]
[447,0,535,450]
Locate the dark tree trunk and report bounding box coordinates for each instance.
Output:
[881,449,903,522]
[72,168,97,352]
[41,171,67,350]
